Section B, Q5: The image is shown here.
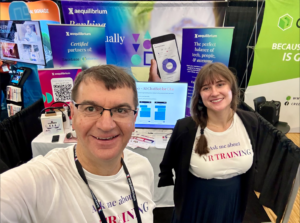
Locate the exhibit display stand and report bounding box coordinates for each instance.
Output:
[6,66,32,117]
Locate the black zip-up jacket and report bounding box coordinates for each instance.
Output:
[158,109,260,221]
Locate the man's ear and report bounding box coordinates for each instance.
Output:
[70,102,75,120]
[134,108,139,122]
[132,108,138,132]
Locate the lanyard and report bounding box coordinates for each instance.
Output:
[73,146,142,223]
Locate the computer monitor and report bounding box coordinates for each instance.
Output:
[135,82,188,129]
[0,20,46,65]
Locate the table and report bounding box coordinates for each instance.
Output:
[31,132,175,208]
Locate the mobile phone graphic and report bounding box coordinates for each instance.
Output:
[52,135,60,142]
[51,77,74,102]
[151,34,181,82]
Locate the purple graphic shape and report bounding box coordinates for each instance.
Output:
[143,40,151,49]
[144,51,153,66]
[133,44,140,52]
[162,58,177,73]
[132,34,140,42]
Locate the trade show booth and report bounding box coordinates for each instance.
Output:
[0,0,299,223]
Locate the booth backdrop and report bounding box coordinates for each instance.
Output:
[61,1,226,81]
[245,0,300,133]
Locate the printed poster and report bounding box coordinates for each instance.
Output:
[245,0,300,132]
[48,24,106,69]
[180,28,234,116]
[38,67,81,108]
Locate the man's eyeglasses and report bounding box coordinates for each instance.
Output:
[72,100,137,123]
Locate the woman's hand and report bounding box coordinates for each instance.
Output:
[148,59,162,82]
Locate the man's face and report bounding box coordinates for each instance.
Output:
[26,26,32,34]
[71,79,137,163]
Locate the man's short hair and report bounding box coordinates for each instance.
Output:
[71,65,138,109]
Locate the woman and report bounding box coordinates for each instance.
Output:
[157,62,260,222]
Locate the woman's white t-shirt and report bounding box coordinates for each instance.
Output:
[189,113,253,179]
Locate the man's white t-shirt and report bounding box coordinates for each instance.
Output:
[1,146,155,223]
[189,113,253,179]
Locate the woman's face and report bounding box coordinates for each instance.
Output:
[199,74,232,113]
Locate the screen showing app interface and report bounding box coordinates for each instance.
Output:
[0,21,45,65]
[135,82,187,129]
[11,69,24,84]
[153,39,181,82]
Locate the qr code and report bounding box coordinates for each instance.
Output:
[53,84,72,101]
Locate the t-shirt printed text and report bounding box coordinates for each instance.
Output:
[92,194,150,223]
[202,141,252,162]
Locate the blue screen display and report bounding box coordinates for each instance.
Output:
[11,69,24,84]
[135,82,188,129]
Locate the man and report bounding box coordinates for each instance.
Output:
[0,65,155,222]
[24,25,37,43]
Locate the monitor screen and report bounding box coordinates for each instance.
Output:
[135,82,188,129]
[0,21,46,65]
[11,69,24,85]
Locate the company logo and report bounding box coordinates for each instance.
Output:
[194,34,217,38]
[66,32,91,36]
[29,9,49,14]
[278,14,293,31]
[80,57,97,61]
[285,96,291,105]
[69,9,107,15]
[285,96,300,106]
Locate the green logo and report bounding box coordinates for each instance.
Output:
[278,14,293,31]
[81,57,86,61]
[286,96,291,100]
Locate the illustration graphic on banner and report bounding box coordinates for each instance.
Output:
[38,67,81,108]
[48,25,106,69]
[180,28,234,116]
[60,1,226,80]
